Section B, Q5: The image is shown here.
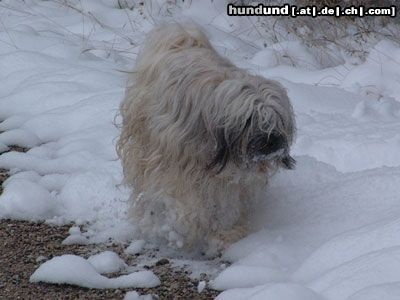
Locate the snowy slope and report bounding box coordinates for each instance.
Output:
[0,0,151,242]
[1,1,400,299]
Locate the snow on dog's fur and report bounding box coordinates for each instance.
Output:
[118,23,296,255]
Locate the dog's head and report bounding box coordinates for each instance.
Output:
[206,75,296,174]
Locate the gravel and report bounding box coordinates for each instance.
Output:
[0,220,219,299]
[0,148,219,300]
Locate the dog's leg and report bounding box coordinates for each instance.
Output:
[201,182,249,256]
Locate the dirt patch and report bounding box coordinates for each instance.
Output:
[0,169,8,194]
[0,220,219,299]
[4,145,29,153]
[0,155,219,299]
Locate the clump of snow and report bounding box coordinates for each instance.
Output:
[251,41,320,70]
[0,179,56,220]
[62,234,89,246]
[197,280,206,293]
[87,251,127,274]
[30,255,160,289]
[124,291,153,300]
[0,129,41,149]
[62,226,89,245]
[36,256,47,263]
[125,240,146,255]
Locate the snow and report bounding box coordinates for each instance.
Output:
[293,219,400,282]
[216,283,324,300]
[252,41,321,70]
[124,291,153,300]
[36,256,47,263]
[0,178,57,220]
[87,251,127,274]
[309,246,400,300]
[125,240,146,255]
[342,40,400,102]
[197,281,207,293]
[347,283,400,300]
[30,254,160,289]
[1,0,400,299]
[210,264,287,290]
[62,226,89,245]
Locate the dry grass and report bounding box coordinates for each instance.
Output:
[296,0,397,8]
[242,0,400,67]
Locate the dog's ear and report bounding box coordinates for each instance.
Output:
[207,117,252,173]
[207,128,230,173]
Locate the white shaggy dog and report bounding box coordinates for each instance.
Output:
[118,23,296,255]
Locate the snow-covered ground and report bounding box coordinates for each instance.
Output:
[1,0,400,299]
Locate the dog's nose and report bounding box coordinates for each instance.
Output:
[250,131,286,158]
[264,132,286,155]
[264,133,296,169]
[248,131,295,169]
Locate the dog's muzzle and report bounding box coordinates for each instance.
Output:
[248,131,296,171]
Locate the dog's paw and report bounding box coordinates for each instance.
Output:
[205,226,249,257]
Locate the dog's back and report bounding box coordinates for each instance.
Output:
[135,23,212,76]
[144,22,211,55]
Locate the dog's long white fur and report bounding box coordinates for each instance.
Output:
[117,23,295,253]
